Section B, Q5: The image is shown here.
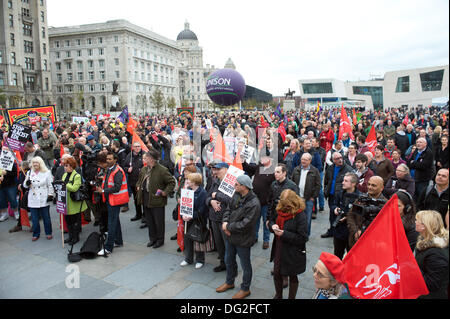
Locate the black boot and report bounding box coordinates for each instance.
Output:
[288,281,299,299]
[64,223,73,244]
[273,277,283,299]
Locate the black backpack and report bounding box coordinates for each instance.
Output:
[67,231,107,262]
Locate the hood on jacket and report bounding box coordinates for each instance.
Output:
[416,233,449,251]
[396,131,406,136]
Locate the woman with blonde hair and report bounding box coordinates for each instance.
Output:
[415,210,449,299]
[24,156,54,241]
[268,189,308,299]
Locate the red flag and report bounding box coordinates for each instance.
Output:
[402,114,409,126]
[352,109,357,126]
[20,208,30,227]
[127,117,138,135]
[90,118,96,127]
[213,131,233,164]
[177,205,184,252]
[342,195,429,299]
[260,115,269,128]
[60,143,65,157]
[277,122,287,143]
[339,104,354,141]
[232,149,243,171]
[132,132,149,152]
[365,123,377,155]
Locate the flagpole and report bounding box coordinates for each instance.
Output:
[61,213,64,248]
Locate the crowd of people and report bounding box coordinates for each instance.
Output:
[0,104,448,299]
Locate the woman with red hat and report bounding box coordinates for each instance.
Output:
[312,252,351,299]
[268,189,308,299]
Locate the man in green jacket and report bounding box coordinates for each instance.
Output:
[137,149,176,248]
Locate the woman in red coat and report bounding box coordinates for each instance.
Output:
[319,123,335,153]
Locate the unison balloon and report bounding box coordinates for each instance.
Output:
[206,69,246,106]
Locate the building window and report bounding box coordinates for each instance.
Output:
[114,47,119,53]
[114,36,119,42]
[23,23,32,36]
[25,57,34,70]
[43,43,47,54]
[114,58,119,65]
[22,8,30,17]
[42,27,45,38]
[302,83,333,94]
[0,72,4,86]
[26,76,35,90]
[43,60,48,71]
[88,60,93,68]
[77,50,82,57]
[9,15,14,27]
[100,84,106,91]
[65,40,70,47]
[41,11,45,22]
[8,1,13,9]
[88,71,94,80]
[10,33,15,46]
[99,60,105,68]
[55,41,60,48]
[352,86,384,110]
[77,61,83,69]
[76,39,81,45]
[0,51,2,64]
[88,49,92,56]
[66,85,73,92]
[98,37,103,44]
[100,71,105,80]
[420,69,444,91]
[395,76,410,93]
[24,40,33,52]
[57,86,62,93]
[115,71,120,79]
[55,62,61,70]
[57,73,62,82]
[89,84,94,92]
[67,73,73,81]
[78,85,83,92]
[55,52,60,59]
[87,38,92,45]
[99,48,104,55]
[45,78,49,91]
[66,61,72,69]
[66,51,71,58]
[12,73,18,86]
[77,72,83,81]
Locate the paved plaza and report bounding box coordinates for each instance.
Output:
[0,198,334,299]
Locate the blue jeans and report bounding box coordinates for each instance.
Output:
[0,186,18,210]
[105,204,123,252]
[30,206,52,237]
[225,239,253,291]
[318,171,325,209]
[304,199,314,237]
[254,205,270,243]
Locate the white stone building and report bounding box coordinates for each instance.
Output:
[48,19,182,117]
[0,0,52,108]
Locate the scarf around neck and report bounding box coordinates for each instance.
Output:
[276,209,302,233]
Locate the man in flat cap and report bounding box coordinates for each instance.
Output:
[216,174,261,299]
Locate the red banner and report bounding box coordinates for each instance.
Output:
[6,105,57,125]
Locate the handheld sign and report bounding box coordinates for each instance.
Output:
[0,149,15,171]
[54,181,67,215]
[7,123,31,152]
[241,144,255,164]
[180,188,195,218]
[218,165,245,198]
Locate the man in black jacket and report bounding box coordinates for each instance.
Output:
[407,137,434,201]
[268,163,299,222]
[322,152,353,238]
[417,168,449,222]
[291,153,321,238]
[123,142,144,222]
[217,174,260,299]
[242,155,275,249]
[206,162,232,272]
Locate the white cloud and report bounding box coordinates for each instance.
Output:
[47,0,449,96]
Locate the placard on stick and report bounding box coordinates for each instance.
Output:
[180,188,195,217]
[218,165,245,198]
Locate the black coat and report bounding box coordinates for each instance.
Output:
[123,150,144,188]
[291,165,321,201]
[268,178,299,220]
[222,191,260,248]
[394,132,410,159]
[417,184,449,222]
[415,239,449,299]
[324,163,353,198]
[435,145,449,169]
[268,211,308,276]
[205,178,231,222]
[242,162,275,206]
[407,147,434,183]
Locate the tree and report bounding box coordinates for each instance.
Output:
[167,96,176,114]
[0,88,7,107]
[150,88,165,114]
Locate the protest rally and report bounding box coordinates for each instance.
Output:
[0,0,448,303]
[0,99,448,300]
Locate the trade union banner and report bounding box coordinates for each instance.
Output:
[6,105,57,125]
[177,107,194,119]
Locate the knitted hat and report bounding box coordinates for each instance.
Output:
[319,252,344,283]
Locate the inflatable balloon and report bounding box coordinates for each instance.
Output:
[206,68,246,106]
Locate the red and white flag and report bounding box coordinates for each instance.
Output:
[365,123,377,155]
[342,195,429,299]
[402,114,409,126]
[339,104,354,141]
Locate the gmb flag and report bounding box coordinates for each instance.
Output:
[342,195,429,299]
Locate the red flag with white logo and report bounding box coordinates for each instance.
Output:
[339,104,354,140]
[365,123,377,155]
[342,195,429,299]
[402,114,409,126]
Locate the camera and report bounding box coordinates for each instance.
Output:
[332,208,345,228]
[352,195,387,232]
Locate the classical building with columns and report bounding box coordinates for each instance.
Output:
[0,0,52,108]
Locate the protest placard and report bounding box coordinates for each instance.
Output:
[241,144,255,164]
[0,149,15,171]
[205,119,212,130]
[7,123,31,152]
[218,165,245,198]
[72,117,90,124]
[180,188,195,218]
[53,181,67,215]
[224,136,236,158]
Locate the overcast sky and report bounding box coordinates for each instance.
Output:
[47,0,449,96]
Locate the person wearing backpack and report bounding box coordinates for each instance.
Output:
[62,156,88,245]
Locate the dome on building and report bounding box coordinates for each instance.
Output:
[224,58,236,70]
[177,21,198,41]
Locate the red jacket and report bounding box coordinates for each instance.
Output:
[319,129,334,153]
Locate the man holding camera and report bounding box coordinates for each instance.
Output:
[347,176,386,249]
[330,173,362,259]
